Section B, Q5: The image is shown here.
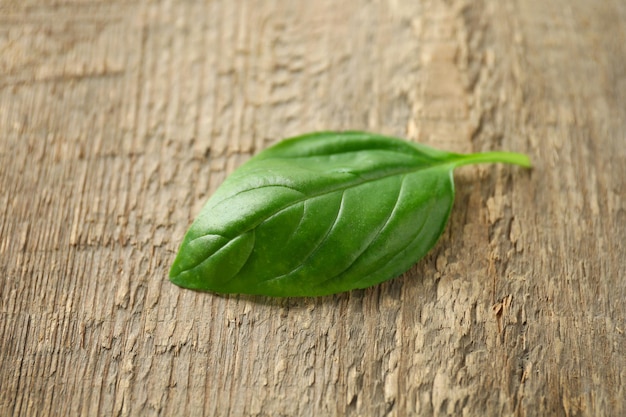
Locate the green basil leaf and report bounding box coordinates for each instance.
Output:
[169,131,530,297]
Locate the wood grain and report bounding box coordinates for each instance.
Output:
[1,0,624,416]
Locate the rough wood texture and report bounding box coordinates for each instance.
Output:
[1,0,625,416]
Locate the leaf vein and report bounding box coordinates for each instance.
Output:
[259,190,345,284]
[312,174,407,288]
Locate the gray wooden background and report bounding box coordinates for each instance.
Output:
[1,0,625,416]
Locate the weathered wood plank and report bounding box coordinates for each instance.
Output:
[1,0,624,416]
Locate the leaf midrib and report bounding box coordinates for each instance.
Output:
[175,157,454,277]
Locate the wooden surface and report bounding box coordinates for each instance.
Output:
[1,0,625,416]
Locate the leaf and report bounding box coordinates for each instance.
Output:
[169,131,530,297]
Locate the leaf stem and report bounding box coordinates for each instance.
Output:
[454,151,531,168]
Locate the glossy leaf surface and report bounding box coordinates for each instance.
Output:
[169,132,530,297]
